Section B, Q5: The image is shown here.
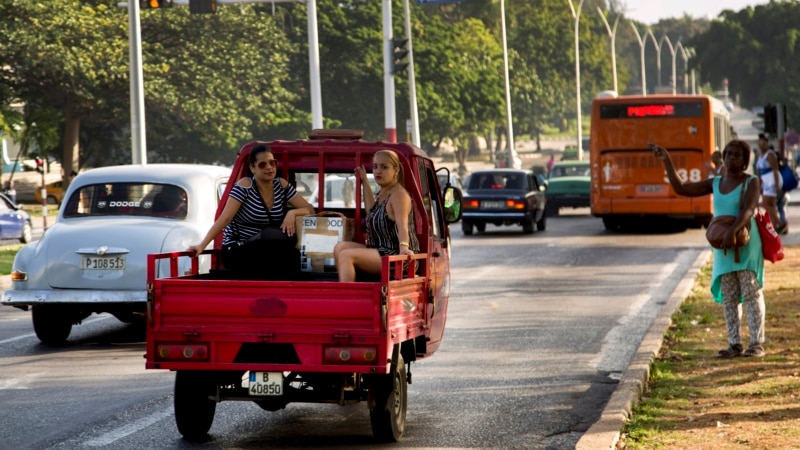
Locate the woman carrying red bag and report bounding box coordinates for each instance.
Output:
[653,140,766,358]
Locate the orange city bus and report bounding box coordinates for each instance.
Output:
[589,94,733,230]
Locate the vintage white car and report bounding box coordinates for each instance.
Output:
[1,164,230,344]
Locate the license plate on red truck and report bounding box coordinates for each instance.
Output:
[248,371,283,396]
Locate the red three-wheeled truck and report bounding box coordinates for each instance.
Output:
[145,130,463,441]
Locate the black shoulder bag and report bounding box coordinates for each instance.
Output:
[222,180,301,279]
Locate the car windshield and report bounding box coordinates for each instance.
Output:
[550,165,589,178]
[468,172,524,190]
[304,173,379,208]
[63,183,188,219]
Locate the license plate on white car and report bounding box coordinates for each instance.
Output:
[482,200,504,209]
[80,256,126,270]
[249,371,283,396]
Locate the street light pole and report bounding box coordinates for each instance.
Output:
[567,0,585,161]
[127,0,147,165]
[402,0,420,147]
[597,7,620,94]
[661,35,676,95]
[645,29,658,93]
[676,42,689,94]
[629,22,647,95]
[500,0,515,167]
[656,35,666,89]
[382,0,397,142]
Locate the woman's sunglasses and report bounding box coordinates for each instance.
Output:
[255,160,278,169]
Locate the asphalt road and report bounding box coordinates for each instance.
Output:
[0,210,712,449]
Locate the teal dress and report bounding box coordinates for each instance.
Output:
[710,176,764,303]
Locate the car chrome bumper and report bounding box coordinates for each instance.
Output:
[1,289,147,306]
[462,211,529,220]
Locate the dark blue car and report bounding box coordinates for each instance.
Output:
[461,169,547,235]
[0,193,32,243]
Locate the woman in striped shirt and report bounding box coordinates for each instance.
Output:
[334,150,419,282]
[188,144,315,271]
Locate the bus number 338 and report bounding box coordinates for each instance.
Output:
[664,168,703,184]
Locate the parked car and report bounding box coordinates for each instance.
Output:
[461,169,547,234]
[0,192,32,243]
[1,164,230,344]
[562,145,580,161]
[34,180,64,205]
[545,160,590,216]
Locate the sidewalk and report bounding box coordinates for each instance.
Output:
[577,230,800,449]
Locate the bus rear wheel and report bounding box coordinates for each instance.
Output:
[602,217,621,231]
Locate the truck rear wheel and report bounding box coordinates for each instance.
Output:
[32,306,72,345]
[369,354,407,442]
[174,371,217,440]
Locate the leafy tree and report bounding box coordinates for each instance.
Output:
[689,1,800,128]
[0,1,303,176]
[0,0,130,181]
[139,5,303,164]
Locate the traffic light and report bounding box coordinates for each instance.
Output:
[392,38,409,75]
[764,104,778,134]
[34,157,44,174]
[189,0,217,14]
[142,0,172,8]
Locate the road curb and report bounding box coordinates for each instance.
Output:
[575,249,711,450]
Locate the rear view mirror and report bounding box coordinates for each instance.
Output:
[443,187,463,223]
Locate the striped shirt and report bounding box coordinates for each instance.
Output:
[365,192,420,255]
[222,177,297,246]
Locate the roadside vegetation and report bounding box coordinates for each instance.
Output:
[0,244,23,275]
[621,247,800,449]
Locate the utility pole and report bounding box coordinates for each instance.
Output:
[501,0,515,166]
[567,0,585,160]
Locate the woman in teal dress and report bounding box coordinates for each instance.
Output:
[653,140,765,358]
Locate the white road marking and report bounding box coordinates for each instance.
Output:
[83,409,173,447]
[0,315,112,345]
[0,372,45,390]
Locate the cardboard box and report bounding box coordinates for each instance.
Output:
[296,212,354,272]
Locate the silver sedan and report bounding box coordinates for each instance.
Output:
[1,164,230,344]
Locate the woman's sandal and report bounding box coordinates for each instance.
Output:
[717,344,743,358]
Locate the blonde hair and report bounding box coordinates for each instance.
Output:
[374,149,405,186]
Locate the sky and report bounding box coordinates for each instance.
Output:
[624,0,772,25]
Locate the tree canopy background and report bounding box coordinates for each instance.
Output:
[1,0,797,182]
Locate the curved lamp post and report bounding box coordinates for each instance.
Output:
[629,23,647,95]
[597,7,621,94]
[676,41,689,94]
[567,0,585,160]
[661,35,676,95]
[629,24,657,95]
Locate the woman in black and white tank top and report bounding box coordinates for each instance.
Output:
[334,149,419,282]
[188,144,315,259]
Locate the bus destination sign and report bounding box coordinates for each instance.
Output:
[600,102,703,119]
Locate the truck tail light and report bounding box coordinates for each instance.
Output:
[155,342,210,361]
[323,346,378,365]
[506,199,525,209]
[463,199,480,209]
